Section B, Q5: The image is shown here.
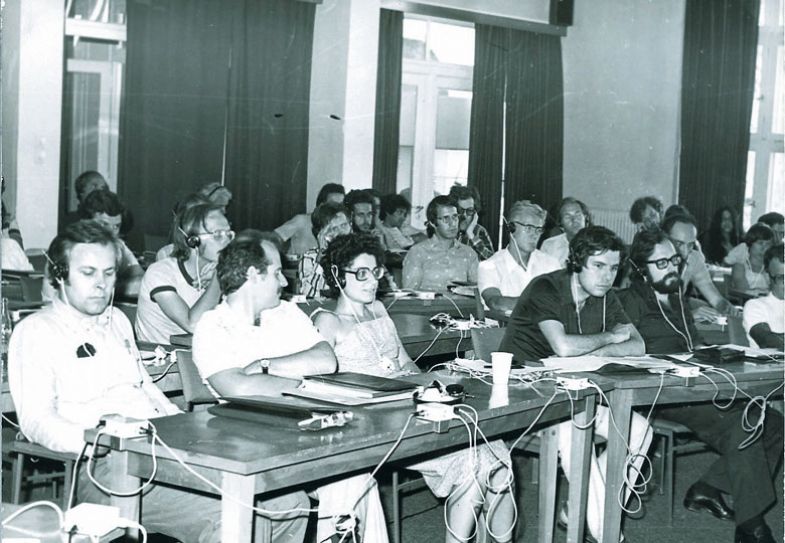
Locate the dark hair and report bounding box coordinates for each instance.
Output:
[365,188,382,202]
[701,206,741,264]
[744,222,775,247]
[380,194,411,220]
[74,171,108,201]
[662,204,695,224]
[216,240,271,295]
[315,183,345,206]
[448,184,482,213]
[764,243,784,268]
[628,228,670,283]
[171,203,225,261]
[629,196,663,224]
[757,212,784,228]
[321,232,386,298]
[198,182,232,203]
[79,189,125,219]
[47,220,119,288]
[425,195,457,237]
[311,201,348,238]
[662,212,697,234]
[556,197,593,227]
[567,225,626,274]
[344,189,375,213]
[235,229,283,252]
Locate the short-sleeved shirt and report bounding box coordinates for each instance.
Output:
[743,293,784,348]
[192,300,324,391]
[617,281,702,354]
[478,248,561,299]
[540,233,569,268]
[457,224,494,261]
[274,213,318,257]
[681,248,714,294]
[378,224,414,252]
[499,269,631,363]
[402,237,478,292]
[135,257,203,343]
[724,244,771,292]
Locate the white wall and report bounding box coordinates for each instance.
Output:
[562,0,686,215]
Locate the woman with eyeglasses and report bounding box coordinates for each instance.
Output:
[313,232,516,543]
[135,203,234,343]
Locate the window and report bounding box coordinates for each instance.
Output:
[398,16,474,227]
[744,0,784,229]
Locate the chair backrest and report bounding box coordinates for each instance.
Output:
[470,327,506,363]
[727,315,749,347]
[175,350,218,411]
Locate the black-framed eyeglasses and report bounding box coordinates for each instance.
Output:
[768,272,784,281]
[457,208,476,217]
[343,266,385,281]
[646,254,682,270]
[669,237,696,253]
[511,221,544,235]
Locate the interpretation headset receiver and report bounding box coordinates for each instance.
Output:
[502,216,516,235]
[43,250,67,284]
[566,248,580,273]
[177,225,201,249]
[628,260,648,282]
[330,264,346,288]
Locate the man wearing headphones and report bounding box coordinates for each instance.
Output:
[449,184,495,260]
[7,221,304,542]
[402,195,479,292]
[541,197,592,268]
[500,225,652,542]
[478,200,560,313]
[619,229,783,543]
[135,203,233,343]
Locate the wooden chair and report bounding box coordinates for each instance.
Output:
[470,327,506,363]
[7,431,78,508]
[175,350,218,412]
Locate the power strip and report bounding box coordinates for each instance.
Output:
[415,402,455,422]
[556,376,591,391]
[99,414,150,439]
[669,365,701,378]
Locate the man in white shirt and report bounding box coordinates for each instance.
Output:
[743,244,784,349]
[540,197,592,267]
[478,200,560,313]
[9,221,308,542]
[193,238,389,543]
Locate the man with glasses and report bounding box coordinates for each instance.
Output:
[662,212,738,324]
[449,184,494,260]
[478,200,560,313]
[135,203,234,343]
[403,195,478,291]
[743,244,784,349]
[619,229,783,543]
[541,197,593,268]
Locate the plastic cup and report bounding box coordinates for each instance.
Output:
[491,351,513,385]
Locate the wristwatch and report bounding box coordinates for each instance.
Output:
[257,359,270,374]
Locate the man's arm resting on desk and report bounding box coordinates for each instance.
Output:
[538,320,634,357]
[588,324,645,356]
[481,288,517,313]
[208,370,301,398]
[749,323,785,350]
[242,340,337,379]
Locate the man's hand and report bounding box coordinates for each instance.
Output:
[716,298,742,318]
[198,261,218,285]
[693,305,721,323]
[610,323,635,344]
[464,212,479,239]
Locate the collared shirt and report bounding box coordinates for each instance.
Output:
[617,281,702,354]
[724,243,771,292]
[274,213,318,257]
[680,248,714,294]
[402,237,478,292]
[478,247,561,299]
[8,298,179,453]
[378,224,414,252]
[540,233,569,268]
[457,224,494,261]
[135,257,203,343]
[298,249,326,298]
[500,269,631,363]
[192,300,325,394]
[743,293,784,348]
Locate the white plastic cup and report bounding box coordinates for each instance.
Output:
[491,351,513,385]
[489,384,509,408]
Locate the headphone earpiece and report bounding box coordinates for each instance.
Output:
[503,217,516,235]
[330,264,345,288]
[178,226,201,249]
[629,260,648,282]
[566,249,580,273]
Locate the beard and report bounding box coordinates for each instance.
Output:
[650,272,680,294]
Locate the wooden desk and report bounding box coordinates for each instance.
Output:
[294,293,477,318]
[596,361,783,543]
[92,374,599,543]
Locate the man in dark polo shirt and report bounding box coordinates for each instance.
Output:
[500,226,652,542]
[619,228,783,543]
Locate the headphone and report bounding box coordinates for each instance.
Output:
[44,250,68,284]
[330,264,346,288]
[566,248,582,273]
[177,213,202,249]
[502,216,517,235]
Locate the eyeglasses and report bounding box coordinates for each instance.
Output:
[343,266,385,281]
[198,229,235,241]
[646,254,683,270]
[511,221,544,235]
[669,237,696,253]
[769,272,784,281]
[457,208,476,217]
[436,214,460,225]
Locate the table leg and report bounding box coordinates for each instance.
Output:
[108,451,141,540]
[602,389,633,543]
[221,472,258,543]
[538,427,560,543]
[567,394,596,543]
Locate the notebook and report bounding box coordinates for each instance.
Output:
[284,372,419,405]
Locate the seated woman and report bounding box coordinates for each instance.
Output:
[725,222,775,293]
[313,232,515,543]
[135,203,233,343]
[700,206,742,265]
[298,201,351,298]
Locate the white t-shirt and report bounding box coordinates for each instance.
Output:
[135,257,203,343]
[192,300,324,387]
[743,293,784,348]
[540,233,569,269]
[724,243,771,292]
[478,247,561,299]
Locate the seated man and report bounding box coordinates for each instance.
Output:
[275,182,344,258]
[757,212,784,244]
[8,220,307,542]
[541,197,592,268]
[500,225,652,542]
[725,223,774,293]
[378,194,416,252]
[478,200,560,313]
[298,201,351,298]
[192,238,389,543]
[662,212,739,323]
[402,195,478,292]
[743,244,784,349]
[629,196,663,233]
[79,189,144,296]
[345,189,386,249]
[449,184,494,260]
[619,228,783,543]
[62,170,109,227]
[135,203,233,343]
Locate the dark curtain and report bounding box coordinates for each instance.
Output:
[468,25,508,248]
[224,0,315,231]
[372,9,404,195]
[504,30,563,216]
[120,0,231,249]
[679,0,760,230]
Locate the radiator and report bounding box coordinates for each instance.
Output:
[592,208,637,244]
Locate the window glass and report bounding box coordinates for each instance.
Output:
[403,18,427,60]
[428,22,475,66]
[768,153,784,211]
[773,45,784,134]
[751,45,763,134]
[433,150,469,195]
